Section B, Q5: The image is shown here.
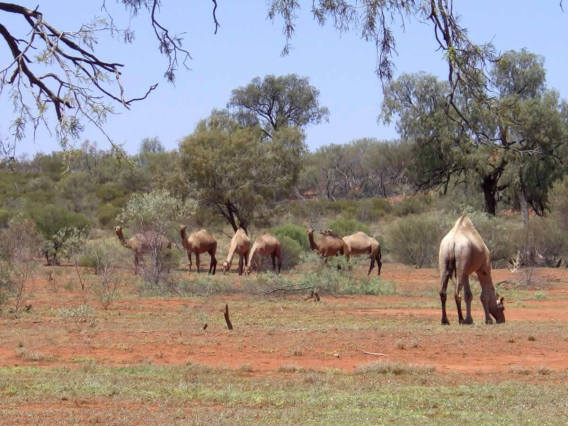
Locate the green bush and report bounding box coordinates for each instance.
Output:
[79,238,124,272]
[298,268,396,295]
[96,203,121,227]
[356,198,392,222]
[271,224,309,251]
[466,212,522,267]
[278,235,303,270]
[386,213,448,267]
[327,218,370,237]
[391,194,433,216]
[0,209,14,228]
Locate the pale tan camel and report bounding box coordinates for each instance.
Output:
[439,215,505,325]
[115,225,171,274]
[243,232,282,274]
[342,231,382,275]
[222,228,251,275]
[307,228,347,265]
[179,226,217,274]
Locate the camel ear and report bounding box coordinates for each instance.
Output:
[499,296,504,305]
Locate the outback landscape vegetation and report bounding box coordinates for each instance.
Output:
[1,1,568,424]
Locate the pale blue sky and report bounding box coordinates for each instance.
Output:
[1,1,567,156]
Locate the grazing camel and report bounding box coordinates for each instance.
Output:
[439,215,505,325]
[115,225,171,274]
[222,228,251,275]
[179,226,217,274]
[243,232,282,274]
[307,228,347,265]
[342,231,382,275]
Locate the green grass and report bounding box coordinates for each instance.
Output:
[1,363,568,424]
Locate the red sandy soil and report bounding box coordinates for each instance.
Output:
[1,264,568,375]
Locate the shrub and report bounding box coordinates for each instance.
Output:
[467,212,522,267]
[327,218,369,237]
[391,194,433,216]
[386,213,447,267]
[527,216,567,266]
[278,236,303,270]
[271,223,309,251]
[356,198,392,222]
[96,203,121,227]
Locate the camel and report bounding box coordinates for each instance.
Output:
[222,228,251,275]
[179,226,217,274]
[306,228,347,265]
[342,231,382,275]
[114,225,171,274]
[438,215,505,325]
[243,232,282,274]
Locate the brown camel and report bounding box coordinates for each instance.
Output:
[307,228,347,265]
[439,215,505,325]
[342,231,382,275]
[179,226,217,274]
[114,225,171,274]
[243,232,282,274]
[222,228,251,275]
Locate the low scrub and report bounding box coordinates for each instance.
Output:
[327,218,370,237]
[298,267,396,295]
[271,224,309,251]
[386,213,448,268]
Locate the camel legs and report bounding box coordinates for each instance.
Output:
[209,251,217,275]
[238,255,244,276]
[186,251,193,272]
[195,253,201,273]
[376,251,382,276]
[439,269,451,325]
[277,255,282,274]
[455,273,473,324]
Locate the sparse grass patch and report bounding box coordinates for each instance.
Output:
[509,365,532,375]
[355,361,435,376]
[15,348,55,362]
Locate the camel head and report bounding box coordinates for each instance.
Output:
[222,260,230,273]
[243,265,252,275]
[491,296,505,323]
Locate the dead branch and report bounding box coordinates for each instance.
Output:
[305,288,320,302]
[263,285,317,295]
[223,304,233,330]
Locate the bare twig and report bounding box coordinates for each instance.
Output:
[223,304,233,330]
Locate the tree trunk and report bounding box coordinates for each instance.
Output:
[481,176,498,216]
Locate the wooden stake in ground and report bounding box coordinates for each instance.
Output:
[224,304,233,330]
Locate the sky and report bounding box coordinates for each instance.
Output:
[1,1,567,156]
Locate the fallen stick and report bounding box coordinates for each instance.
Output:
[224,304,233,330]
[264,285,317,295]
[361,350,387,357]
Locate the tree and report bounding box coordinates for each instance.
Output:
[1,1,505,152]
[381,50,568,215]
[179,111,305,232]
[227,74,329,138]
[139,138,165,154]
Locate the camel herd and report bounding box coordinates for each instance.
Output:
[115,214,506,325]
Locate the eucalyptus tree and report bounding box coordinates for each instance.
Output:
[179,110,305,232]
[381,50,568,215]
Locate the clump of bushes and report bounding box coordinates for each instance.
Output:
[327,218,369,237]
[298,267,396,295]
[271,224,309,251]
[386,213,448,268]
